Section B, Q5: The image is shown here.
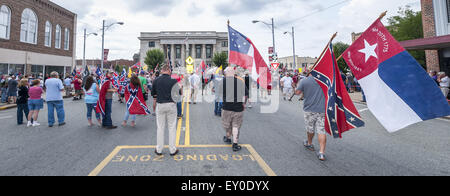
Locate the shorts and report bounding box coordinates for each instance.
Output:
[28,99,44,110]
[75,89,83,95]
[8,91,17,97]
[221,110,244,130]
[304,112,326,135]
[283,87,293,95]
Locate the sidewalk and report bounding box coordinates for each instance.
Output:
[0,91,73,111]
[348,92,450,120]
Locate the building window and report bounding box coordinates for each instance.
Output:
[206,45,212,58]
[148,41,155,47]
[0,63,7,75]
[176,45,181,59]
[167,45,171,59]
[9,64,25,75]
[55,25,61,49]
[64,28,69,50]
[20,8,38,44]
[196,45,202,58]
[447,0,450,23]
[0,5,11,39]
[222,41,228,47]
[31,65,43,78]
[44,21,52,47]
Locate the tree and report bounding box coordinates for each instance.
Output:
[333,41,350,74]
[387,6,426,69]
[212,52,228,69]
[144,49,165,71]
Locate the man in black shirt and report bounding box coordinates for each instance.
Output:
[217,67,249,152]
[151,64,180,156]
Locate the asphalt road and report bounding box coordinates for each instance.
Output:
[0,89,449,176]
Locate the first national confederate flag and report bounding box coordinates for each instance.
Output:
[311,43,364,138]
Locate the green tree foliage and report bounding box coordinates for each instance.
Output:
[212,52,228,69]
[144,49,165,71]
[333,41,350,74]
[387,6,426,69]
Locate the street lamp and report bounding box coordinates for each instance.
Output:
[83,29,98,70]
[252,18,276,59]
[284,27,296,70]
[101,20,124,72]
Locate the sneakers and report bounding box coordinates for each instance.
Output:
[27,121,32,127]
[232,143,242,152]
[317,153,326,161]
[303,140,315,151]
[32,122,40,127]
[223,136,232,144]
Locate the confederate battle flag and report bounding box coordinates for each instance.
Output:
[124,83,151,115]
[311,42,364,138]
[96,77,111,115]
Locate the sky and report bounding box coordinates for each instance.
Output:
[50,0,421,63]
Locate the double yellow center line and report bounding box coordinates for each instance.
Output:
[176,90,190,147]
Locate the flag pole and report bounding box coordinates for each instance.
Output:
[309,32,338,73]
[335,11,387,62]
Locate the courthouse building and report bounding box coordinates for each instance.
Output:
[0,0,76,77]
[138,31,228,71]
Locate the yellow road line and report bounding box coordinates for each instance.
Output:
[175,96,186,146]
[88,146,122,176]
[243,144,277,176]
[184,93,190,146]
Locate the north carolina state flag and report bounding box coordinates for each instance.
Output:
[124,84,151,115]
[311,43,364,138]
[343,19,450,132]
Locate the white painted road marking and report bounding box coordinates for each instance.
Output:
[0,115,13,120]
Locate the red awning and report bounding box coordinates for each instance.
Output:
[400,34,450,50]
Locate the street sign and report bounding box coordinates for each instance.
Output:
[268,47,273,55]
[185,56,194,65]
[186,56,194,74]
[186,64,194,74]
[271,63,280,70]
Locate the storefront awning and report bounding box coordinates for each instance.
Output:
[400,34,450,50]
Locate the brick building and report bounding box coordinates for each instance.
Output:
[75,59,135,74]
[0,0,76,77]
[278,55,317,71]
[400,0,450,75]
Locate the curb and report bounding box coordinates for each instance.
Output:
[352,100,450,121]
[0,104,17,111]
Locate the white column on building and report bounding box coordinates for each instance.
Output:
[181,44,186,67]
[171,44,175,67]
[202,44,206,60]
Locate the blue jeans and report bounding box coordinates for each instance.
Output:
[47,100,65,126]
[17,103,29,125]
[177,102,182,117]
[86,103,100,120]
[124,110,136,121]
[214,101,223,116]
[1,88,7,103]
[102,99,113,126]
[362,90,366,102]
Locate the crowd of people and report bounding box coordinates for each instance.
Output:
[429,70,450,99]
[3,65,449,161]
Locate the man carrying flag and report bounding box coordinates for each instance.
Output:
[295,35,364,161]
[342,13,450,133]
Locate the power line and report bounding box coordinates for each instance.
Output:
[277,0,351,28]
